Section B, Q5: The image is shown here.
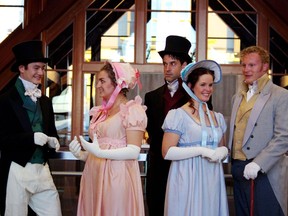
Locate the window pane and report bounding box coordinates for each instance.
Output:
[88,0,134,10]
[86,8,135,63]
[150,0,195,11]
[208,0,255,12]
[0,0,24,5]
[101,11,135,62]
[83,73,94,137]
[207,0,256,64]
[207,12,241,64]
[0,2,24,42]
[49,69,72,146]
[146,12,196,63]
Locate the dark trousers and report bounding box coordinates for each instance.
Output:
[146,153,171,216]
[231,159,284,216]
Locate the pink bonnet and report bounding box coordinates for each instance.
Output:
[109,62,141,89]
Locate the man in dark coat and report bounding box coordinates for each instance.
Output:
[144,35,192,216]
[0,41,62,216]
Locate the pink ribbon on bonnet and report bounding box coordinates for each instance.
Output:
[89,62,141,131]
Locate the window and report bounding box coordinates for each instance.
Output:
[146,0,196,63]
[0,0,24,43]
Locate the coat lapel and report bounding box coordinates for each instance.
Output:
[9,87,32,132]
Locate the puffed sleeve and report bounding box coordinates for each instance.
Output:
[216,112,227,134]
[162,109,183,136]
[120,96,147,131]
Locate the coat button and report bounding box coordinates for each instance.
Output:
[247,147,250,150]
[254,123,257,126]
[250,135,254,138]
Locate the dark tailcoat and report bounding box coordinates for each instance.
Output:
[144,80,190,216]
[0,84,58,215]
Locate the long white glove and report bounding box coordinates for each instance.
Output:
[243,162,261,180]
[34,132,48,146]
[47,137,60,151]
[79,135,140,160]
[69,136,88,161]
[209,146,228,163]
[164,146,215,160]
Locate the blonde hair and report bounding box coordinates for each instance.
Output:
[240,46,269,64]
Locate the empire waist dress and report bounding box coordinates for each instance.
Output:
[162,108,229,216]
[77,96,147,216]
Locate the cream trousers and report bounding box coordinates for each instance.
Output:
[5,162,62,216]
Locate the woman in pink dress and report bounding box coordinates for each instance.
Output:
[69,62,147,216]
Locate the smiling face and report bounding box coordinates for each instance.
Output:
[241,52,269,85]
[162,54,187,82]
[190,73,214,102]
[96,70,116,101]
[18,62,46,85]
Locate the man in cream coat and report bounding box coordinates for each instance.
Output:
[228,46,288,216]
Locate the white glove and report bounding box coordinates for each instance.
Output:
[243,162,261,180]
[47,137,60,151]
[209,146,228,163]
[201,147,216,159]
[79,134,140,160]
[69,136,88,161]
[34,132,48,146]
[164,146,215,160]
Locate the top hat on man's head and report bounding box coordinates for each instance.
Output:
[11,40,50,72]
[158,35,191,63]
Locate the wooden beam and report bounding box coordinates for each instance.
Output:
[71,10,86,137]
[248,0,288,43]
[257,13,269,49]
[135,0,147,64]
[196,0,208,61]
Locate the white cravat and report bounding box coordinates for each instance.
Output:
[247,82,257,101]
[19,77,42,102]
[167,80,179,97]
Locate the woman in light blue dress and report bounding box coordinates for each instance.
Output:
[162,60,229,216]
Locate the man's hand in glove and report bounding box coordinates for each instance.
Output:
[243,162,261,180]
[34,132,48,146]
[47,137,60,151]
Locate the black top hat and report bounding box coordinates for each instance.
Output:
[11,40,50,72]
[158,35,191,62]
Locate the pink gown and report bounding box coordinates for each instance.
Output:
[77,96,147,216]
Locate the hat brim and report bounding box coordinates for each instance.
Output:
[11,57,50,72]
[158,50,191,62]
[181,60,222,84]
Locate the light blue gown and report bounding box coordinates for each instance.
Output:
[162,108,229,216]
